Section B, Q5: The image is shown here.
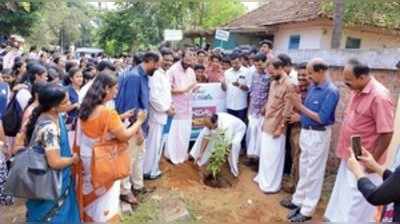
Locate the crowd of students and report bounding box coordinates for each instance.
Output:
[0,35,399,223]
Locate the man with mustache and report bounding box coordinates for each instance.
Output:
[143,49,175,180]
[324,59,394,223]
[281,58,340,222]
[281,62,310,194]
[221,53,252,158]
[115,52,160,205]
[164,49,199,165]
[254,58,296,193]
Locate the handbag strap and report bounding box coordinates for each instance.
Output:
[41,176,72,222]
[98,106,113,143]
[28,115,56,147]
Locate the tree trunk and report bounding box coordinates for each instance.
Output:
[331,0,344,49]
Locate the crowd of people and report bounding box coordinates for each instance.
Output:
[0,35,399,223]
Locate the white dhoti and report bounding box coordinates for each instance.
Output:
[246,115,263,158]
[143,120,164,177]
[190,122,246,177]
[164,118,192,164]
[254,132,286,193]
[292,128,331,217]
[324,160,382,222]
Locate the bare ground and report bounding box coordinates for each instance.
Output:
[0,158,335,224]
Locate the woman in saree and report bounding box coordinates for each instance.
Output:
[76,71,145,222]
[24,83,80,223]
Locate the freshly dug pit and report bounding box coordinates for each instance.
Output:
[203,174,232,188]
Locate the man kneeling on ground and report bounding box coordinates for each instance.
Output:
[190,112,246,177]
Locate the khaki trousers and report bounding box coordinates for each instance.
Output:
[121,137,145,195]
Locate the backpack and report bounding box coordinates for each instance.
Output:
[2,93,24,137]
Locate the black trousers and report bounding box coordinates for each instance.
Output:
[284,124,293,175]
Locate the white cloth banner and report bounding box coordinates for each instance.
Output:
[190,83,226,140]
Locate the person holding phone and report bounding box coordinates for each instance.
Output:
[324,59,394,223]
[221,53,251,150]
[115,52,160,199]
[348,148,400,222]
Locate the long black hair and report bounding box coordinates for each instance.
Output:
[25,84,66,145]
[19,63,47,84]
[26,80,47,109]
[79,71,117,121]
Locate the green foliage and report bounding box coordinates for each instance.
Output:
[0,0,42,36]
[322,0,400,29]
[206,129,231,179]
[96,0,245,56]
[199,0,246,29]
[26,0,95,49]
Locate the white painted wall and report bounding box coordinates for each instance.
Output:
[320,27,400,49]
[274,24,400,51]
[274,25,324,51]
[276,48,400,70]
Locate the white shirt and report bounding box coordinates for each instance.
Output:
[78,79,95,104]
[204,112,245,141]
[16,88,32,110]
[288,69,298,85]
[148,68,172,125]
[3,48,21,69]
[224,67,251,110]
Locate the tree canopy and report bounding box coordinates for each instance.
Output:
[0,0,42,37]
[27,0,94,49]
[322,0,400,29]
[97,0,245,56]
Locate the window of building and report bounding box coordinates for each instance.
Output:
[288,35,300,49]
[345,37,362,49]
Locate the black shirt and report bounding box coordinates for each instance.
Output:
[358,166,400,222]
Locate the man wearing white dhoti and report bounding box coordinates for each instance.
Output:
[324,59,394,223]
[254,58,296,193]
[245,53,270,167]
[190,112,246,177]
[143,49,175,179]
[164,50,198,164]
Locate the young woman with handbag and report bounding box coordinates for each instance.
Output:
[76,71,145,223]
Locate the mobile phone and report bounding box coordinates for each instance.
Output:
[351,135,362,160]
[127,109,139,128]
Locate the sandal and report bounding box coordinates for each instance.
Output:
[120,193,139,206]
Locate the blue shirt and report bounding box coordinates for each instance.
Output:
[115,64,150,134]
[66,85,79,123]
[300,81,340,127]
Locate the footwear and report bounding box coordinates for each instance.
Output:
[280,198,299,210]
[132,186,156,196]
[287,207,301,220]
[144,173,163,180]
[120,193,139,206]
[289,213,312,222]
[149,173,163,180]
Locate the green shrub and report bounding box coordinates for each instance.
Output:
[206,128,231,180]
